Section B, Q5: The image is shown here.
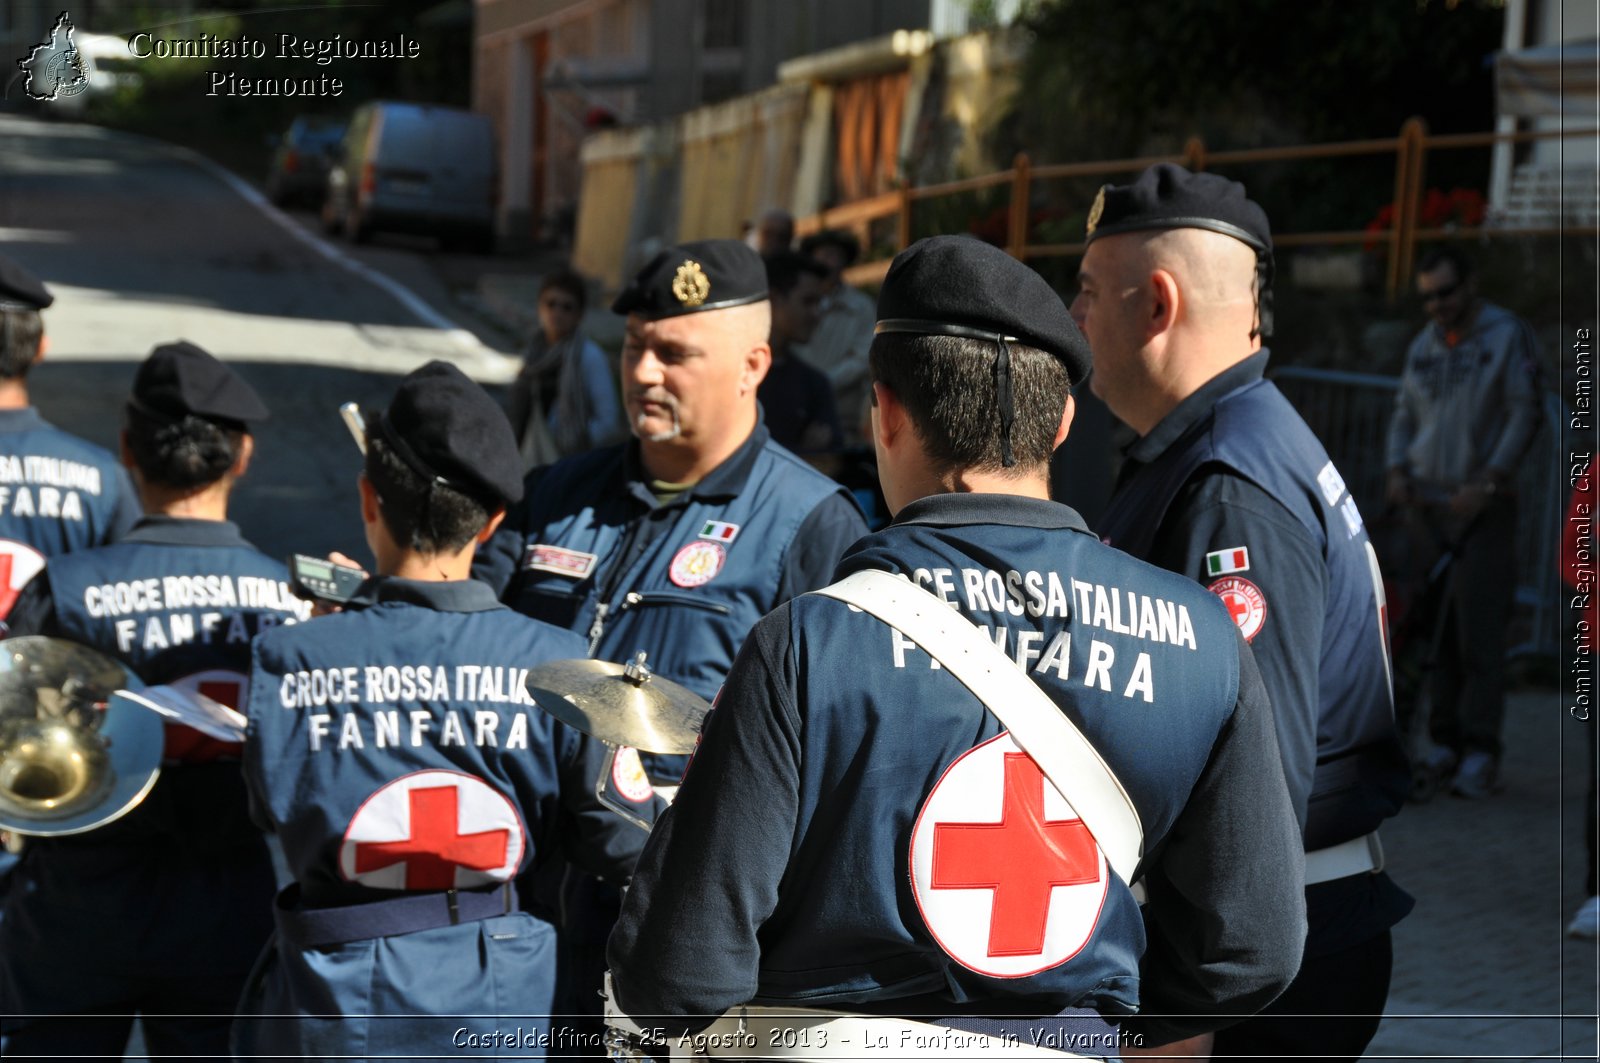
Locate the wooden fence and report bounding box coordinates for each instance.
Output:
[796,120,1599,298]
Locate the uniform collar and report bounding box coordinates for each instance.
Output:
[364,575,504,613]
[622,420,771,508]
[0,407,49,431]
[890,492,1092,534]
[1127,349,1270,464]
[122,515,253,548]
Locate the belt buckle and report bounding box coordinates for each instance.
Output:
[447,888,461,925]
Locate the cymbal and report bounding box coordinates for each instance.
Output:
[525,652,710,754]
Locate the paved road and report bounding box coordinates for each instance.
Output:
[0,112,521,563]
[1366,688,1597,1061]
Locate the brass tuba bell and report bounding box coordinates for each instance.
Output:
[0,637,162,837]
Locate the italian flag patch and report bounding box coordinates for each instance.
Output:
[699,520,740,543]
[1204,547,1250,577]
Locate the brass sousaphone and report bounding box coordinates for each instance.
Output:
[0,637,162,838]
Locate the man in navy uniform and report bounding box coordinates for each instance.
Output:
[0,253,138,624]
[238,362,654,1059]
[475,239,866,1045]
[0,341,308,1059]
[1072,164,1412,1061]
[609,236,1306,1057]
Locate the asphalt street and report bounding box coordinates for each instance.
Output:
[0,112,522,564]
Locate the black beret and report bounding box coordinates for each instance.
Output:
[1085,163,1271,253]
[0,254,53,311]
[374,360,523,507]
[131,341,269,428]
[874,235,1092,386]
[611,239,768,319]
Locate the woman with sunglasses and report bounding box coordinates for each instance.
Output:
[507,267,625,468]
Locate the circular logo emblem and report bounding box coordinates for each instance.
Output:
[340,770,524,891]
[671,260,711,307]
[909,732,1108,978]
[1209,576,1267,643]
[668,540,725,588]
[611,746,654,803]
[46,51,89,98]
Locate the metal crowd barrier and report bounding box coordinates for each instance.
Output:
[1271,366,1564,660]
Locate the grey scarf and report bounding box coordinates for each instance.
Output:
[508,332,598,468]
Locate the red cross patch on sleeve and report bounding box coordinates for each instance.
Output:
[1208,575,1268,643]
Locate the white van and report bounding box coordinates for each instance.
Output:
[322,101,497,253]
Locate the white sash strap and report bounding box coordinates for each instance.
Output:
[809,570,1144,887]
[1304,831,1384,885]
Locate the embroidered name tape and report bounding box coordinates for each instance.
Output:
[522,544,597,579]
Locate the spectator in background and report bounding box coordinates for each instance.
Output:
[506,268,624,469]
[758,251,841,455]
[796,229,877,444]
[752,208,794,257]
[1385,247,1543,799]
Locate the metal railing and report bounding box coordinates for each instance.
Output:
[798,120,1599,299]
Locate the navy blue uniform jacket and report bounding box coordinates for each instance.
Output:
[475,423,866,777]
[1097,352,1412,955]
[610,494,1306,1047]
[0,407,138,624]
[240,577,655,1059]
[0,518,305,1018]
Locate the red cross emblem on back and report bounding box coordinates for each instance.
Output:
[909,732,1109,978]
[166,669,248,763]
[931,752,1098,956]
[354,786,510,890]
[340,770,525,891]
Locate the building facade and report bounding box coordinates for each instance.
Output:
[471,0,1009,244]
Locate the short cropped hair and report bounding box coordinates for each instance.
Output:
[0,308,43,381]
[365,434,492,555]
[869,332,1070,474]
[124,407,244,490]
